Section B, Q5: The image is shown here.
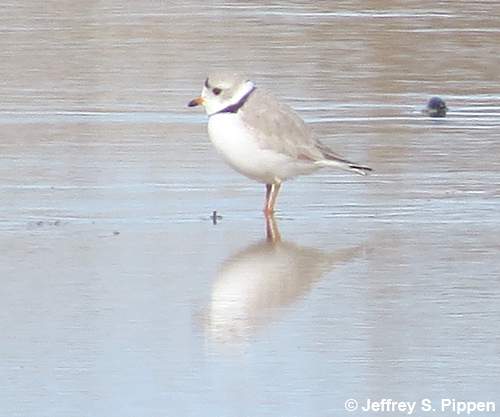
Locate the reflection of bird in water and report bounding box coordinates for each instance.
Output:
[204,216,367,344]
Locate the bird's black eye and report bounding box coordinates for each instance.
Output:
[212,87,222,96]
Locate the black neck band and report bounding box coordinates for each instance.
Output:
[213,86,256,115]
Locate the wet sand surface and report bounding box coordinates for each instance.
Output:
[1,2,499,416]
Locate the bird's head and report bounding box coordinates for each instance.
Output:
[188,72,255,116]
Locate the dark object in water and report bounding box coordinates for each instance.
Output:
[423,97,448,117]
[211,210,222,225]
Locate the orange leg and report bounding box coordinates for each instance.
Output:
[265,184,272,211]
[263,182,282,216]
[265,213,281,243]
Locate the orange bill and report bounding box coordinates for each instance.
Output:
[188,96,204,107]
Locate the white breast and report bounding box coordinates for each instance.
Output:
[208,113,285,183]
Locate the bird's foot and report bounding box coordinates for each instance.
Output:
[263,207,275,217]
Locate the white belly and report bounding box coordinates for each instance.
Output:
[208,113,315,183]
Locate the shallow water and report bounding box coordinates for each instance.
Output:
[1,2,499,416]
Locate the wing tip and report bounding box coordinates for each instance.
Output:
[349,165,373,176]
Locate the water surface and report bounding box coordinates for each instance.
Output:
[1,2,499,416]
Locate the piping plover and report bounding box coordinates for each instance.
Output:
[423,96,448,117]
[188,72,372,215]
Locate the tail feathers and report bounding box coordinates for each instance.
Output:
[315,159,373,176]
